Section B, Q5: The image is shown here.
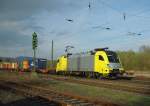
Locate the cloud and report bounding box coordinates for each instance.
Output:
[0,0,86,21]
[0,0,150,58]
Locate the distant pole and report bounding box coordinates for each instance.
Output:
[33,48,36,72]
[51,40,54,68]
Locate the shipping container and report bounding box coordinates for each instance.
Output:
[16,56,47,72]
[16,56,33,71]
[37,58,47,69]
[2,64,6,69]
[23,60,29,69]
[12,63,17,69]
[36,58,48,73]
[0,57,17,71]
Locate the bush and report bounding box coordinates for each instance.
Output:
[117,45,150,71]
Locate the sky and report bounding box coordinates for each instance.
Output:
[0,0,150,59]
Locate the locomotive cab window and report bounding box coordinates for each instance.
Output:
[99,55,104,61]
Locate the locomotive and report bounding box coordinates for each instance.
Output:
[56,48,125,78]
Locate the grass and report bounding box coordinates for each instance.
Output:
[0,71,150,106]
[45,80,150,106]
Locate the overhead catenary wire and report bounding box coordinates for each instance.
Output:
[94,0,150,39]
[97,0,150,20]
[59,1,150,46]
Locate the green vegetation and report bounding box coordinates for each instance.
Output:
[117,45,150,71]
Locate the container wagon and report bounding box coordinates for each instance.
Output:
[17,56,47,73]
[17,56,33,72]
[56,48,125,78]
[36,58,48,73]
[0,57,18,71]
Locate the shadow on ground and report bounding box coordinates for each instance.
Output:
[1,96,60,106]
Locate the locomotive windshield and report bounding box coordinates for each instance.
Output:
[106,51,119,63]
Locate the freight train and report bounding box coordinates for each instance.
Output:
[0,56,48,73]
[56,48,125,78]
[0,57,18,71]
[0,48,125,78]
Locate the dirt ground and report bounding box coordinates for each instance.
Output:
[127,70,150,78]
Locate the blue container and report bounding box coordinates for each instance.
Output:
[37,58,47,69]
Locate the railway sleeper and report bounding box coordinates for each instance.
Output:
[52,97,90,106]
[64,99,94,106]
[64,99,79,102]
[77,102,95,106]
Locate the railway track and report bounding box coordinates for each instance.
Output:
[0,84,60,106]
[40,75,150,95]
[0,80,118,106]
